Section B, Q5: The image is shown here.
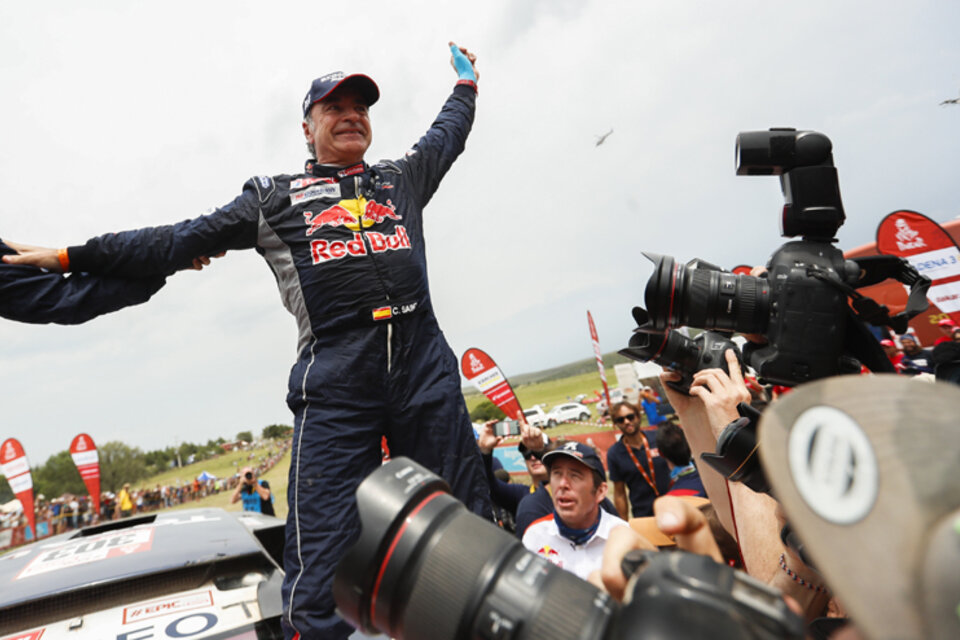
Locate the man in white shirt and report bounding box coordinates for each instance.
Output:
[522,441,628,580]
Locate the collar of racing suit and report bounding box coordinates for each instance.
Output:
[303,159,368,179]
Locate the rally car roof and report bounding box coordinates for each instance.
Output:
[0,508,284,617]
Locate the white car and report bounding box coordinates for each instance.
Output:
[547,403,592,424]
[522,407,558,429]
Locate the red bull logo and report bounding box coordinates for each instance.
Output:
[310,225,411,265]
[304,198,400,236]
[536,545,562,567]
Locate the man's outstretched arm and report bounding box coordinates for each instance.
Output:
[0,239,166,325]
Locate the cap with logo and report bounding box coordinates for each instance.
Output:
[541,441,606,479]
[759,374,960,640]
[302,72,380,117]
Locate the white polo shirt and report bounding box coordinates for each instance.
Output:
[521,509,629,580]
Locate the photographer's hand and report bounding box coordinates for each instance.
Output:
[518,415,545,452]
[660,369,736,536]
[477,420,502,455]
[688,349,751,439]
[654,495,723,563]
[590,525,656,601]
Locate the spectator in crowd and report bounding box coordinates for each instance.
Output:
[639,386,667,426]
[116,483,134,519]
[880,338,905,372]
[511,425,622,538]
[898,333,934,374]
[522,441,628,580]
[935,317,957,345]
[606,401,671,519]
[475,421,538,534]
[655,422,706,498]
[231,467,275,516]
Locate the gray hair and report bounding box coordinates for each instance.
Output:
[303,112,316,159]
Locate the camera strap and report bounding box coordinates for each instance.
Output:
[807,256,931,334]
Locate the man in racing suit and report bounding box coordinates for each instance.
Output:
[4,43,489,639]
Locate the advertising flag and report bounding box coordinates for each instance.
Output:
[460,348,523,421]
[0,438,35,537]
[876,210,960,324]
[70,433,101,515]
[587,311,611,408]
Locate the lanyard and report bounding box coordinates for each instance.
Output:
[624,434,659,496]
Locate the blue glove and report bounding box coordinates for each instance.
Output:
[450,44,476,83]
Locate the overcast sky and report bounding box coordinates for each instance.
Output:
[1,1,958,466]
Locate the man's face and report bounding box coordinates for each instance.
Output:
[303,86,372,166]
[613,406,640,436]
[524,451,547,483]
[901,339,920,355]
[549,457,605,530]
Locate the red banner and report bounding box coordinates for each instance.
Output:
[70,433,101,515]
[1,438,35,538]
[587,311,611,408]
[460,348,523,420]
[876,210,960,325]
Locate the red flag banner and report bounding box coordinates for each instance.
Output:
[0,438,35,537]
[460,348,523,420]
[70,433,101,515]
[876,210,960,323]
[587,311,611,408]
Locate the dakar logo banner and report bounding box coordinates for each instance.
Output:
[877,210,960,318]
[587,311,611,408]
[0,438,36,537]
[70,433,101,515]
[460,348,523,421]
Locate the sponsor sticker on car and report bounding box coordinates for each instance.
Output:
[17,529,154,580]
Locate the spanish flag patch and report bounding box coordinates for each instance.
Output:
[372,306,393,321]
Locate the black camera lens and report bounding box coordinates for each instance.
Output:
[642,253,770,335]
[333,458,615,640]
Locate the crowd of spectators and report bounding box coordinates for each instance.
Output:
[0,439,291,546]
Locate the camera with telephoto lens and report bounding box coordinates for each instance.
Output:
[333,457,804,640]
[629,128,930,387]
[244,471,253,481]
[619,307,742,395]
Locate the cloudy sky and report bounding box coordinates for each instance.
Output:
[1,1,958,465]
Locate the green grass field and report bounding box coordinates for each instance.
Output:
[138,444,292,520]
[464,367,619,418]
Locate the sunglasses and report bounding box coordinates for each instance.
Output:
[522,450,544,461]
[613,413,638,425]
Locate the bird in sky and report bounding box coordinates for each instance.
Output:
[939,91,959,106]
[594,128,614,146]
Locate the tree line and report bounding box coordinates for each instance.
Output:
[0,424,293,504]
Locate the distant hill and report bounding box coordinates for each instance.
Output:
[463,351,633,395]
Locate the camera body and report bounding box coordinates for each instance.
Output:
[629,129,899,387]
[620,321,741,394]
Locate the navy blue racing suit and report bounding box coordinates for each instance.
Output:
[65,82,489,639]
[0,240,165,324]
